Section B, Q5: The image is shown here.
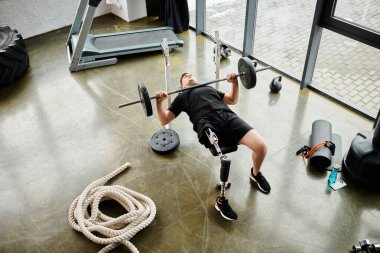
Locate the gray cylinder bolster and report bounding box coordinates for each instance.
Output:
[310,120,332,169]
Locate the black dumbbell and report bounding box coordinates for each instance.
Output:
[220,44,232,59]
[368,243,380,253]
[360,240,372,252]
[353,244,363,252]
[353,239,372,253]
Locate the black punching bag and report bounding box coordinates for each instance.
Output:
[342,110,380,189]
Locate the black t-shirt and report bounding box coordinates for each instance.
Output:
[168,86,234,139]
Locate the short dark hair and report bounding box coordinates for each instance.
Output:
[180,72,189,87]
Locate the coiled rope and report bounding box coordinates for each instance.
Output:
[68,162,156,253]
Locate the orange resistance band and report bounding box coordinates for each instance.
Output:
[296,141,335,159]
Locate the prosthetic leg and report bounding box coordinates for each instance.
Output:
[206,128,238,220]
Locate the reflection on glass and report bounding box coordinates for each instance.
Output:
[190,0,316,80]
[313,30,380,117]
[189,0,246,48]
[334,0,380,32]
[205,0,246,48]
[189,1,195,26]
[253,0,315,79]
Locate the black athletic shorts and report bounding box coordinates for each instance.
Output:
[198,109,253,148]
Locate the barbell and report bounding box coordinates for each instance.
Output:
[118,57,271,117]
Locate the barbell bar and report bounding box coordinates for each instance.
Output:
[118,57,271,117]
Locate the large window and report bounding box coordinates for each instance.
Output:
[189,0,380,118]
[253,0,315,79]
[334,0,380,32]
[189,0,246,49]
[189,1,196,27]
[313,30,380,117]
[204,0,246,48]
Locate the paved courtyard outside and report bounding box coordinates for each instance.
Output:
[189,0,380,118]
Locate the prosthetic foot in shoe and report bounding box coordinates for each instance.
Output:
[215,196,238,221]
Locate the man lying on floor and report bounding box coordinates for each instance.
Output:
[155,72,271,220]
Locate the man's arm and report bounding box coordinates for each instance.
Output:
[156,91,176,125]
[223,73,239,105]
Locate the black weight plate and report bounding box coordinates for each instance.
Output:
[138,83,153,117]
[238,57,256,89]
[150,129,180,154]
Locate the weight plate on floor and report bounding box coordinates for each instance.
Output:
[138,83,153,117]
[238,57,257,89]
[150,129,180,154]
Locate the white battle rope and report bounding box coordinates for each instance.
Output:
[68,162,156,253]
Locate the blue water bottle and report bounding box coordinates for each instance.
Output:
[328,163,340,185]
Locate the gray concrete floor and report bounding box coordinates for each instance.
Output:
[0,15,379,253]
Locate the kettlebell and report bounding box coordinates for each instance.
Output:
[270,76,282,93]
